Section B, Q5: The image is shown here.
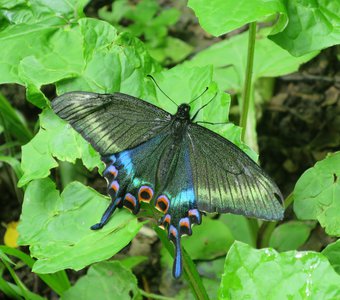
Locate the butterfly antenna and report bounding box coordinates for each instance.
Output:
[147,75,178,107]
[189,87,209,104]
[191,92,218,122]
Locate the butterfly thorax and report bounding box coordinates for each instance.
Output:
[156,105,191,189]
[175,103,191,120]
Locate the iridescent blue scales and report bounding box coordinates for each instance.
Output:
[52,91,284,279]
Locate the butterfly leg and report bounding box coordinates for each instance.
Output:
[91,197,122,230]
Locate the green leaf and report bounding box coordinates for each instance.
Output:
[219,214,257,247]
[0,92,32,143]
[0,250,45,300]
[293,152,340,236]
[182,218,234,260]
[56,19,158,97]
[147,36,193,64]
[186,29,319,92]
[269,221,316,252]
[18,109,102,187]
[18,178,143,273]
[1,3,155,108]
[98,0,130,24]
[0,156,23,180]
[153,8,180,27]
[322,240,340,275]
[0,0,86,25]
[219,242,340,299]
[187,0,287,36]
[0,5,84,105]
[61,261,141,300]
[125,0,158,24]
[270,0,340,56]
[0,246,71,295]
[120,256,148,270]
[19,128,59,187]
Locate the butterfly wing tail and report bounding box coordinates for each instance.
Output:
[90,197,122,230]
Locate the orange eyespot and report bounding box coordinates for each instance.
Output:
[109,166,118,177]
[110,181,119,193]
[179,217,190,229]
[162,214,171,227]
[155,195,169,213]
[124,193,136,207]
[169,225,178,238]
[188,209,201,224]
[138,186,154,202]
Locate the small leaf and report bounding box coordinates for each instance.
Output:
[269,221,315,252]
[61,261,141,300]
[293,152,340,236]
[182,218,234,260]
[220,214,257,247]
[219,242,340,299]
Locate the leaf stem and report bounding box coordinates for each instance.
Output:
[240,22,257,141]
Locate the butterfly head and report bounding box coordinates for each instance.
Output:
[176,104,191,120]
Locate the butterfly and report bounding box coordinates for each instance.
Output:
[52,88,284,278]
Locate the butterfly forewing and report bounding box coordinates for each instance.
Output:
[52,92,172,155]
[187,123,284,221]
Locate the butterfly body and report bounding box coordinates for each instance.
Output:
[52,91,284,278]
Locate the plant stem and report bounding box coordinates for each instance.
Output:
[154,227,209,300]
[240,22,257,141]
[139,289,175,300]
[239,22,258,244]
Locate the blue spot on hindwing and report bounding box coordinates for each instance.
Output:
[116,150,134,176]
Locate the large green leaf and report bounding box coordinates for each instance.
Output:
[187,0,287,37]
[18,109,101,187]
[0,2,157,108]
[322,240,340,275]
[219,242,340,299]
[294,152,340,236]
[61,261,141,300]
[0,5,84,107]
[186,30,318,92]
[270,0,340,56]
[18,178,143,273]
[56,18,158,97]
[0,0,87,25]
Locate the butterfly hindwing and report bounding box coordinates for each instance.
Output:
[52,92,171,155]
[187,123,284,221]
[156,138,201,278]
